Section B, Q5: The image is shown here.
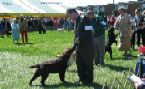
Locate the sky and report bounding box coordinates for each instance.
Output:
[42,0,138,7]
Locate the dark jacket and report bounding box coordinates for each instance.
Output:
[0,23,4,31]
[76,16,94,48]
[93,16,105,37]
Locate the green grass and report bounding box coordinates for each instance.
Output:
[0,30,138,89]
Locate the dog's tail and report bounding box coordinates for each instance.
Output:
[29,64,40,68]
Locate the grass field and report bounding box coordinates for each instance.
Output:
[0,30,138,89]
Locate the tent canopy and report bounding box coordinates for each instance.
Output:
[0,0,69,17]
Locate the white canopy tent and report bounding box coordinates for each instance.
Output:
[0,0,137,17]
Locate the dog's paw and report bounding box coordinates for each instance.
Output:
[41,82,46,87]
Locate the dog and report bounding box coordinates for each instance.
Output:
[105,27,118,59]
[29,45,76,86]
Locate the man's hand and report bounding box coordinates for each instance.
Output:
[75,38,80,44]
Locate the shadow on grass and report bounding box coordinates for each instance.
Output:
[111,54,138,60]
[103,64,129,72]
[31,81,103,89]
[67,69,77,73]
[14,42,34,46]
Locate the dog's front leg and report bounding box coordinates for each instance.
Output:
[59,70,66,82]
[41,73,49,86]
[29,69,40,86]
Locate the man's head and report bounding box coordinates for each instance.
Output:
[86,9,94,19]
[135,8,141,16]
[118,6,126,15]
[66,8,78,21]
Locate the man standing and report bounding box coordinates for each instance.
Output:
[67,9,94,85]
[19,17,28,44]
[135,8,145,47]
[94,13,106,65]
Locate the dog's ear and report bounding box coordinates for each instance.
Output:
[62,48,69,55]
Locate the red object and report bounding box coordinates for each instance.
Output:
[138,46,145,54]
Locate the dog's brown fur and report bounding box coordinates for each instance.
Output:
[29,46,76,86]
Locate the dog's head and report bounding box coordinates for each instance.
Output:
[63,46,76,56]
[61,45,76,61]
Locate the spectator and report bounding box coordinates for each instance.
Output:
[67,8,94,85]
[38,18,46,34]
[2,19,11,38]
[19,17,28,44]
[0,20,5,38]
[11,18,20,43]
[94,12,106,65]
[130,10,137,50]
[53,17,59,30]
[48,18,53,30]
[114,7,132,57]
[107,14,116,28]
[128,46,145,89]
[135,8,145,47]
[59,17,64,29]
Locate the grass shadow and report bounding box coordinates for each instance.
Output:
[111,54,137,60]
[31,81,103,89]
[131,55,138,59]
[67,69,77,73]
[14,42,34,46]
[26,42,34,45]
[103,64,129,72]
[111,57,129,60]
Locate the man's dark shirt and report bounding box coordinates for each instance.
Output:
[75,16,94,48]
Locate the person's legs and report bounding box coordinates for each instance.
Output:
[76,49,85,82]
[39,29,42,34]
[0,30,4,38]
[83,48,94,84]
[141,30,145,46]
[21,31,24,44]
[43,29,46,34]
[24,30,28,43]
[131,30,136,49]
[94,37,100,65]
[137,30,141,47]
[99,35,105,64]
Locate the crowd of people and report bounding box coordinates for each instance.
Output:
[0,16,75,44]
